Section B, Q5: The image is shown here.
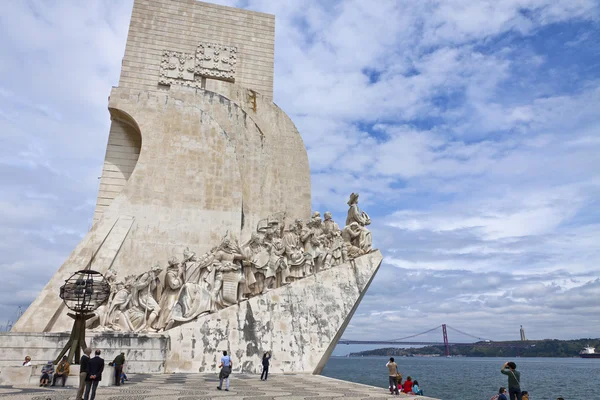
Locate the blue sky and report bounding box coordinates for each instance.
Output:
[1,0,599,343]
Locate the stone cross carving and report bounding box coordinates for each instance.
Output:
[87,193,374,333]
[159,41,237,88]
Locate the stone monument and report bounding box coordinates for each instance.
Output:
[5,0,383,375]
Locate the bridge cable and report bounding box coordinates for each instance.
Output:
[387,325,442,342]
[446,325,489,341]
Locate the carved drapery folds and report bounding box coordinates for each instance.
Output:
[159,42,237,87]
[87,193,374,333]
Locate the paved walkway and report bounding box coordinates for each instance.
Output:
[0,373,438,399]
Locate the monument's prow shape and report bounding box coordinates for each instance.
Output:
[7,0,383,376]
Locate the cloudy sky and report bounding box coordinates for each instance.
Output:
[1,0,599,345]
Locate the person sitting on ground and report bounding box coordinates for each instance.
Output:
[22,356,31,366]
[412,380,424,396]
[403,376,414,394]
[40,360,54,387]
[385,357,399,395]
[51,356,70,387]
[495,386,509,400]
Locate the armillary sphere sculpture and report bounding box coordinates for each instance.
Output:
[55,270,110,364]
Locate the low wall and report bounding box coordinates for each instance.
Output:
[0,332,168,373]
[0,364,117,387]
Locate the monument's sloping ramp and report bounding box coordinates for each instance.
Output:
[165,250,383,374]
[12,216,134,333]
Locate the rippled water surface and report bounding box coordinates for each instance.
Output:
[321,356,600,399]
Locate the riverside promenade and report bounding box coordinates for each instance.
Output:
[0,373,439,399]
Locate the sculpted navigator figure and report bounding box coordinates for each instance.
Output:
[345,193,372,253]
[156,257,184,331]
[130,265,162,332]
[167,251,215,330]
[212,238,245,310]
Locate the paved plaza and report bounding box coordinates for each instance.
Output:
[0,373,436,400]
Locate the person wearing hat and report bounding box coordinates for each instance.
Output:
[51,355,70,387]
[39,360,54,387]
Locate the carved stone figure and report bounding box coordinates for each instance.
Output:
[242,232,267,296]
[167,252,215,329]
[156,257,184,331]
[264,231,287,291]
[284,220,310,282]
[211,238,245,310]
[345,193,372,253]
[130,265,162,332]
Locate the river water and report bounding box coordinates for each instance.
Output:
[321,356,600,399]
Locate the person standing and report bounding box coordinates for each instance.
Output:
[217,350,232,391]
[51,356,70,387]
[260,352,271,381]
[385,357,399,395]
[84,350,105,400]
[501,361,522,400]
[110,352,125,386]
[76,348,92,400]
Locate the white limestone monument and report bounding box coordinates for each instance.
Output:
[7,0,383,375]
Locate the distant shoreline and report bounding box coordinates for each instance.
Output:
[344,338,600,358]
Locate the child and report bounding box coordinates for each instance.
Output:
[412,380,424,395]
[403,376,414,394]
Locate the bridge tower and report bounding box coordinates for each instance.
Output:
[442,324,450,356]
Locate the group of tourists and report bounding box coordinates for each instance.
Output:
[26,350,127,400]
[493,361,564,400]
[385,357,424,396]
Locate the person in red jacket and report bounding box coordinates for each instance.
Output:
[403,376,414,394]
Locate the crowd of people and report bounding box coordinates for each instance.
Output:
[24,350,127,400]
[385,357,425,396]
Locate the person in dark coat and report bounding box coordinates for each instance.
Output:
[260,352,271,381]
[84,350,104,400]
[76,348,92,400]
[110,352,125,386]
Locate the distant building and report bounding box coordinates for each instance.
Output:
[520,325,527,341]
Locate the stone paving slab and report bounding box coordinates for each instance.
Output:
[0,373,438,400]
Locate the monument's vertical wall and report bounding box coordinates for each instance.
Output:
[93,120,141,223]
[93,0,276,222]
[121,0,274,97]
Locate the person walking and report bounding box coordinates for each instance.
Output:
[385,357,399,395]
[76,348,92,400]
[217,350,232,391]
[501,361,522,400]
[84,350,105,400]
[110,352,125,386]
[51,356,70,387]
[260,352,271,381]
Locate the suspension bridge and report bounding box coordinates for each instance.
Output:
[339,324,531,356]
